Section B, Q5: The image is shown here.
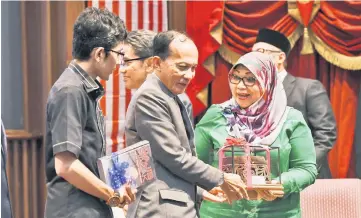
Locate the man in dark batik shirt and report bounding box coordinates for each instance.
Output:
[44,7,135,218]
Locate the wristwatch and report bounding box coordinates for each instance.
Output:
[106,190,126,208]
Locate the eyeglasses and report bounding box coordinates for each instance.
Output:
[118,56,151,69]
[109,49,124,56]
[108,49,125,65]
[254,48,282,54]
[228,73,257,87]
[124,56,150,63]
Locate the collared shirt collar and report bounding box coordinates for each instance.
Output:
[68,61,104,96]
[278,69,288,83]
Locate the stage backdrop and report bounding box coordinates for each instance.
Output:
[88,0,168,154]
[186,1,361,179]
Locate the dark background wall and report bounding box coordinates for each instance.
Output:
[1,1,24,129]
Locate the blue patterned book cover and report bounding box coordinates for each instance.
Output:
[97,140,157,191]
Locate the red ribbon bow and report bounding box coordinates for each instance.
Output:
[224,137,247,147]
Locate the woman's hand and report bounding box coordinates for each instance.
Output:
[202,187,228,203]
[207,183,284,202]
[257,184,284,201]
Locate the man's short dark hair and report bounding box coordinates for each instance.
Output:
[126,30,156,58]
[72,7,127,61]
[153,30,191,60]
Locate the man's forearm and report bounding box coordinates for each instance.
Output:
[56,155,113,201]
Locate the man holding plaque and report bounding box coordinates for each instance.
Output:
[44,8,135,218]
[125,31,248,218]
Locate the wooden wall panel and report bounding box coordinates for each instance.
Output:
[66,1,86,63]
[168,1,186,32]
[6,136,43,218]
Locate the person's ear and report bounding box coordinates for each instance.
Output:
[152,56,162,71]
[278,52,286,64]
[92,47,105,63]
[144,57,154,73]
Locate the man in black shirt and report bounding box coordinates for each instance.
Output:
[45,7,134,218]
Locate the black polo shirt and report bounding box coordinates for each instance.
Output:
[44,61,112,218]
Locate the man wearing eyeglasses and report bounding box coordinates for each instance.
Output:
[120,30,194,125]
[252,28,337,179]
[44,8,135,218]
[124,30,248,218]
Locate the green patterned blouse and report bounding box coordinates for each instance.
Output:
[195,105,317,218]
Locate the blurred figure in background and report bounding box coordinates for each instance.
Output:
[1,119,13,218]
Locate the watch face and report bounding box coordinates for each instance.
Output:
[109,197,121,207]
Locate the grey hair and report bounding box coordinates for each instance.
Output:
[125,30,156,58]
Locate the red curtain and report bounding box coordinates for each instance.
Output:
[222,1,298,54]
[186,1,361,178]
[186,1,224,116]
[212,53,232,104]
[310,1,361,56]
